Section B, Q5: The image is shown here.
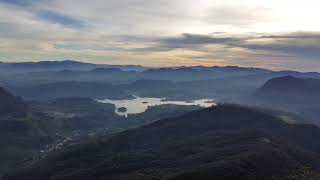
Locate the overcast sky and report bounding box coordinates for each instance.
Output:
[1,0,320,71]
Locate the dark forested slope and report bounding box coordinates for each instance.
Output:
[4,105,320,180]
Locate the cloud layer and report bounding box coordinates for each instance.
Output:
[0,0,320,71]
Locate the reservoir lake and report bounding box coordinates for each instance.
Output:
[98,96,215,117]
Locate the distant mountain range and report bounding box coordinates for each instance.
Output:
[2,60,320,85]
[2,60,320,77]
[5,69,320,102]
[4,104,320,180]
[0,60,275,75]
[0,60,147,73]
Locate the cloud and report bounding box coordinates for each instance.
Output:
[127,31,320,71]
[237,32,320,59]
[0,0,320,71]
[135,32,320,59]
[161,33,237,47]
[132,34,241,52]
[37,10,87,28]
[260,32,320,39]
[0,0,39,6]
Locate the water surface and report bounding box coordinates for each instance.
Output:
[98,96,215,117]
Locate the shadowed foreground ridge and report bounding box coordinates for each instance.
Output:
[3,105,320,180]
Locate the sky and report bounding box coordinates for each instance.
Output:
[1,0,320,71]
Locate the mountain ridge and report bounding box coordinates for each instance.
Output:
[256,76,320,102]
